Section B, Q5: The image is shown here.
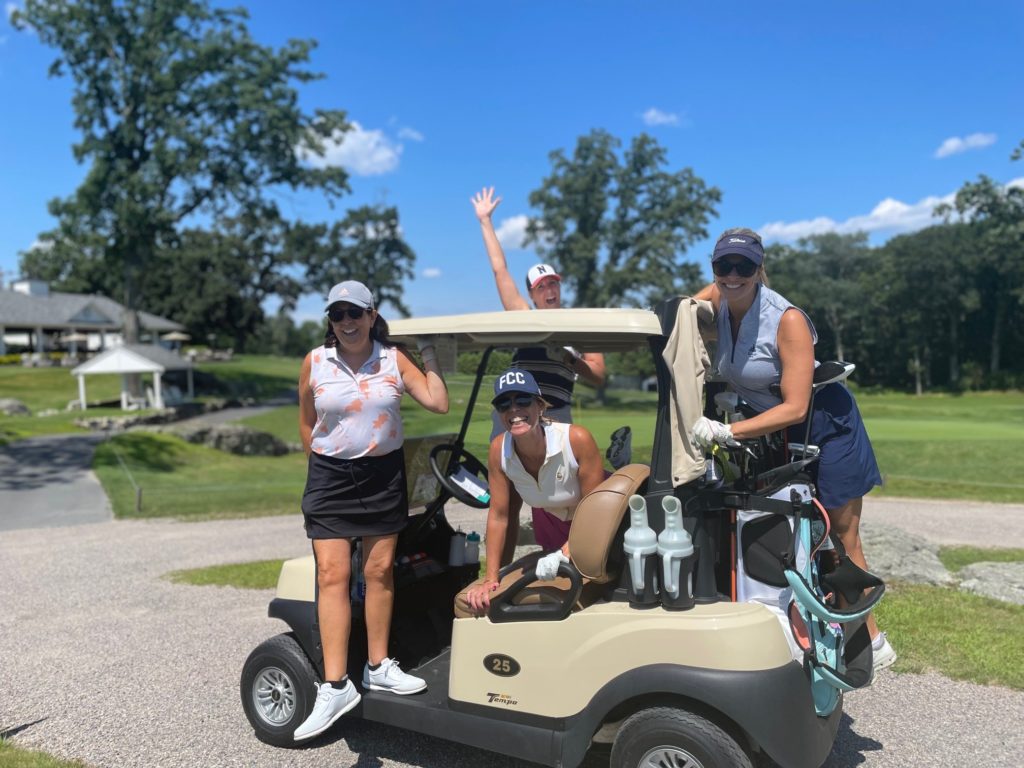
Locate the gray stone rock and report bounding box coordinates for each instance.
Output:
[0,398,30,416]
[860,522,955,587]
[958,562,1024,605]
[186,424,289,456]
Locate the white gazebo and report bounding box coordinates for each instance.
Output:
[71,344,194,410]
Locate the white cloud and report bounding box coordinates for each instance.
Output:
[300,121,402,176]
[495,215,529,250]
[422,267,441,278]
[761,190,959,242]
[761,177,1024,242]
[934,132,997,158]
[398,126,424,142]
[641,107,680,127]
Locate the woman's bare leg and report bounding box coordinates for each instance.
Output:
[312,538,353,680]
[828,496,880,639]
[362,533,398,664]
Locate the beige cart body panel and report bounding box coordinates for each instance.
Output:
[449,601,793,718]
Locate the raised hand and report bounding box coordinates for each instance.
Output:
[471,186,502,222]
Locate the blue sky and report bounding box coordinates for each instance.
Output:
[2,1,1022,321]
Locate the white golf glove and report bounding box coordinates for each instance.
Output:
[545,344,582,367]
[693,416,733,448]
[535,550,570,581]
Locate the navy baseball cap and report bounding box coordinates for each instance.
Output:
[492,368,542,404]
[712,233,765,266]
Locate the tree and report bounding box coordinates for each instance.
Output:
[142,207,303,351]
[297,205,417,317]
[13,0,349,343]
[767,233,872,363]
[939,175,1024,375]
[525,130,719,308]
[874,223,979,391]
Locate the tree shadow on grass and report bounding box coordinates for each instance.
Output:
[93,433,184,473]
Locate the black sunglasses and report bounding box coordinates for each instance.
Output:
[328,306,369,322]
[494,394,536,413]
[712,258,758,278]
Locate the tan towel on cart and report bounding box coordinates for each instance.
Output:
[662,297,716,486]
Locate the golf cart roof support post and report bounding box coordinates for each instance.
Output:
[450,346,493,469]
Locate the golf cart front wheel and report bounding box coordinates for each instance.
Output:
[240,633,318,747]
[610,706,751,768]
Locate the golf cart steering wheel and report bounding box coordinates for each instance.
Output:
[428,443,490,509]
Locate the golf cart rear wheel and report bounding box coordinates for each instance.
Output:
[610,707,751,768]
[240,633,317,747]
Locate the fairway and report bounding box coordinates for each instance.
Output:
[5,360,1021,513]
[858,391,1024,502]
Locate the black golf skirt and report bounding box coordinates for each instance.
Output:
[301,448,408,539]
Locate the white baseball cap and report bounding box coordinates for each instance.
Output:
[526,263,561,290]
[323,280,374,313]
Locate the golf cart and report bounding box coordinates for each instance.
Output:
[240,299,884,768]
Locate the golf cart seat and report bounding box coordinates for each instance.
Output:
[454,463,650,620]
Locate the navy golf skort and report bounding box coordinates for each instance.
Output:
[788,383,882,509]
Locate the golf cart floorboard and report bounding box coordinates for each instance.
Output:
[359,647,562,766]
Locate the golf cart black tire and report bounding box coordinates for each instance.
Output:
[241,633,318,747]
[610,706,752,768]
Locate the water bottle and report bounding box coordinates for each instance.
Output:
[622,495,659,607]
[350,539,366,604]
[464,531,481,564]
[658,496,696,610]
[448,529,467,566]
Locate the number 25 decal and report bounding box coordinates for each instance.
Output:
[483,653,520,677]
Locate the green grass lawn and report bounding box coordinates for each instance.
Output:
[0,740,88,768]
[6,358,1023,504]
[859,391,1024,502]
[94,432,307,520]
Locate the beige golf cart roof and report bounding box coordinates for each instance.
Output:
[389,308,663,353]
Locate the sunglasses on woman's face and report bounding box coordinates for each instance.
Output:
[328,306,368,322]
[494,394,536,413]
[712,258,758,278]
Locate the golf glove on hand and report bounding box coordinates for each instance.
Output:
[535,550,570,581]
[693,416,733,448]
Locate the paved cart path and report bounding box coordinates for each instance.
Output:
[1,512,1022,768]
[0,433,112,531]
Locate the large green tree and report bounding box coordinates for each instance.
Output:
[939,175,1024,375]
[14,0,349,341]
[873,223,979,391]
[297,205,417,317]
[767,233,873,363]
[142,207,303,351]
[524,129,720,308]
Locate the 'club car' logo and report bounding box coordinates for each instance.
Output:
[486,692,519,706]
